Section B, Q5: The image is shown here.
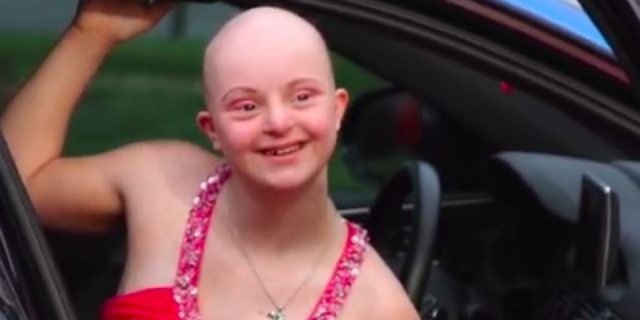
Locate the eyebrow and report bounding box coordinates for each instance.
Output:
[220,78,324,103]
[287,77,323,88]
[220,87,258,103]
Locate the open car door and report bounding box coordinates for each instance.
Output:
[0,131,76,319]
[578,0,640,104]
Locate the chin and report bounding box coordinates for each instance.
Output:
[256,165,322,191]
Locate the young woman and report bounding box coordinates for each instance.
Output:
[0,1,419,319]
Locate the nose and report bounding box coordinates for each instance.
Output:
[263,101,294,135]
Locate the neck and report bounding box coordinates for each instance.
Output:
[221,168,338,252]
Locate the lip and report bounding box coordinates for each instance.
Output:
[257,141,307,162]
[257,141,306,152]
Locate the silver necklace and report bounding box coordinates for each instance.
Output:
[222,196,335,320]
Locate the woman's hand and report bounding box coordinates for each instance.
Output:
[71,0,174,48]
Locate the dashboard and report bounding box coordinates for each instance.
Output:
[485,151,640,320]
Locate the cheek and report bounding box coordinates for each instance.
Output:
[302,105,338,145]
[217,121,260,154]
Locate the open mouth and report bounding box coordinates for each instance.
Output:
[260,142,305,157]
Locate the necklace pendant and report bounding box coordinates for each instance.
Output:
[267,308,287,320]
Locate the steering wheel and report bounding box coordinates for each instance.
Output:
[366,161,442,307]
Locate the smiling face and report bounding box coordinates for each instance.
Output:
[197,7,349,191]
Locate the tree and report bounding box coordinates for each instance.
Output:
[170,3,188,39]
[0,55,15,113]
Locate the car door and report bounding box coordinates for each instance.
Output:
[0,133,76,320]
[578,0,640,104]
[0,223,30,320]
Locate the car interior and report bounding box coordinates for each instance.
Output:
[4,2,640,320]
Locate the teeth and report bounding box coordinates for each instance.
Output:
[264,144,301,156]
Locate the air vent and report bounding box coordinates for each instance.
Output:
[575,302,602,320]
[535,287,583,320]
[536,286,621,320]
[573,302,619,320]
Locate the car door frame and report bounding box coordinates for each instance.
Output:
[578,0,640,105]
[0,133,76,320]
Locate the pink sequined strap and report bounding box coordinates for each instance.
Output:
[172,162,370,320]
[173,163,231,320]
[309,222,369,320]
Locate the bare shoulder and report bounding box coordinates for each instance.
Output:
[348,245,421,320]
[116,139,217,168]
[23,138,219,233]
[113,139,220,180]
[112,139,222,205]
[75,139,219,203]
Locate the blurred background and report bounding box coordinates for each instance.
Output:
[0,1,387,195]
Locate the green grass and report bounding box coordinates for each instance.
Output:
[0,31,386,192]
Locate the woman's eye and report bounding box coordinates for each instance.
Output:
[241,103,258,112]
[295,92,312,102]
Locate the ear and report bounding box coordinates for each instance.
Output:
[334,88,350,132]
[196,110,220,150]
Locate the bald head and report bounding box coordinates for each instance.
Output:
[202,6,334,108]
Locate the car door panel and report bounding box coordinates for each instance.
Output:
[0,229,27,320]
[0,133,76,320]
[43,227,126,320]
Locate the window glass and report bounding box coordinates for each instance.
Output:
[490,0,611,53]
[314,11,627,193]
[330,54,387,192]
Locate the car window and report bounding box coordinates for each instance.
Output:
[489,0,612,54]
[313,9,629,193]
[2,1,628,198]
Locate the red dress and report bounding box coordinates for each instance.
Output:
[101,163,369,320]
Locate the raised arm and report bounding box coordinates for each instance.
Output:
[0,0,173,233]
